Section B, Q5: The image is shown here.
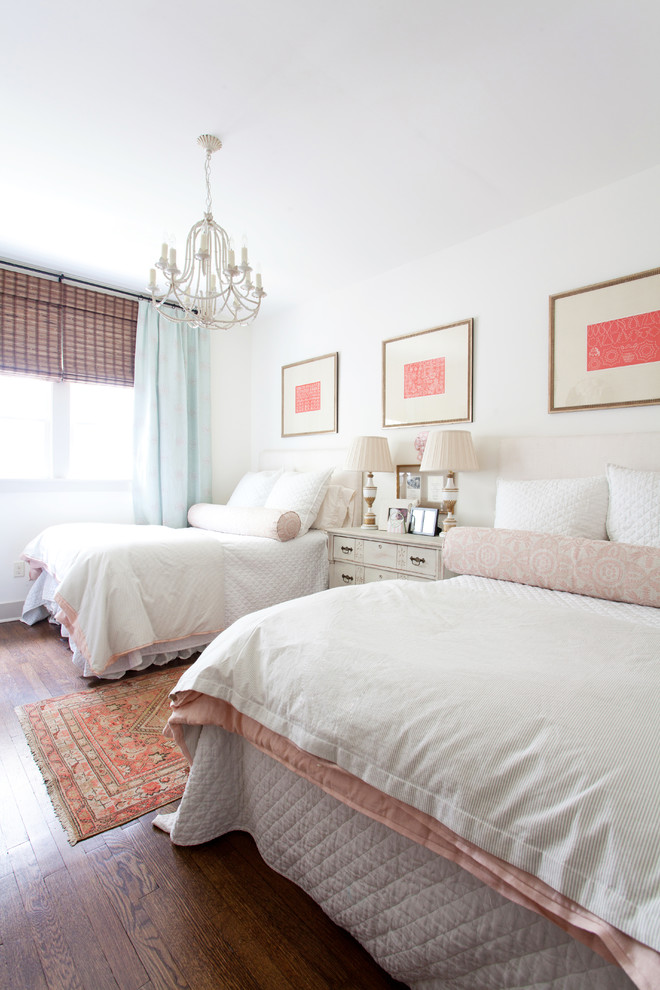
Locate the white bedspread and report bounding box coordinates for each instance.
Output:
[170,576,660,956]
[21,522,328,677]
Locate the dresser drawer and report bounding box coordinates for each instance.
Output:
[363,566,400,583]
[363,539,398,569]
[332,535,360,562]
[329,561,363,588]
[397,546,441,579]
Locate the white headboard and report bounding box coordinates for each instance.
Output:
[258,448,363,527]
[498,432,660,480]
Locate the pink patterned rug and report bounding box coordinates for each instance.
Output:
[16,665,190,844]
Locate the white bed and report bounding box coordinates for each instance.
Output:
[154,436,660,990]
[20,459,361,678]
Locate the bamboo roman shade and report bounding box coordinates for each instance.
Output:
[0,269,138,386]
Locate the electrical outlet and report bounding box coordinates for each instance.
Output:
[13,561,25,578]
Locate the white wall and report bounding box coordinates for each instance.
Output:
[209,325,253,503]
[248,164,660,524]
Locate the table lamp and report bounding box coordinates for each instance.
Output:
[420,430,478,532]
[345,436,394,528]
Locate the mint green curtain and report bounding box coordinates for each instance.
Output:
[133,301,212,527]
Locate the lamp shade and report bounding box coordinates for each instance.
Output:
[345,436,394,473]
[420,430,478,472]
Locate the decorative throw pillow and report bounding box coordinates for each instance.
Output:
[606,464,660,547]
[265,468,334,536]
[443,527,660,608]
[311,485,356,529]
[227,469,283,507]
[187,504,301,541]
[494,476,609,540]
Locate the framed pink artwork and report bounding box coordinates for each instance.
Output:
[549,267,660,412]
[281,352,338,437]
[382,319,473,428]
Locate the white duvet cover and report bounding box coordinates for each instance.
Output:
[21,522,328,677]
[163,575,660,989]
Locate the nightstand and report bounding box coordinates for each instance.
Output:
[326,526,445,588]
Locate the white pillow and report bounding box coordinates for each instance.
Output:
[188,504,301,541]
[227,469,283,507]
[311,485,356,530]
[494,476,609,540]
[606,464,660,547]
[265,468,333,536]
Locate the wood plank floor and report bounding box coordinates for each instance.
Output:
[0,619,408,990]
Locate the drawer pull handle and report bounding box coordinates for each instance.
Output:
[340,545,353,555]
[341,573,354,583]
[410,555,426,566]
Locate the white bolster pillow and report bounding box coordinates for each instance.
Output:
[443,527,660,608]
[187,504,301,542]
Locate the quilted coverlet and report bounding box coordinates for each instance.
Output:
[166,575,660,987]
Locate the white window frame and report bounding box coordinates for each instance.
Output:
[0,376,132,493]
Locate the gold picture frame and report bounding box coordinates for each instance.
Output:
[382,320,473,428]
[549,267,660,413]
[281,352,338,437]
[395,464,422,500]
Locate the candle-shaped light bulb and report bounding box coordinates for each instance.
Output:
[169,247,177,267]
[200,232,208,253]
[210,275,217,293]
[160,242,168,262]
[149,268,157,288]
[241,246,248,266]
[255,273,262,289]
[228,248,235,268]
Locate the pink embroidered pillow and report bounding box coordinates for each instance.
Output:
[443,527,660,608]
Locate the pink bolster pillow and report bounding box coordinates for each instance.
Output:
[443,527,660,608]
[187,504,301,542]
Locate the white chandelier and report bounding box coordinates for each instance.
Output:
[148,134,266,330]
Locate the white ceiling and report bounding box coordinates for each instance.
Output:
[2,0,659,316]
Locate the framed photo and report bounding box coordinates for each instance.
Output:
[378,497,419,532]
[386,506,409,534]
[396,464,422,500]
[282,352,338,437]
[410,506,439,537]
[382,319,473,428]
[549,267,660,413]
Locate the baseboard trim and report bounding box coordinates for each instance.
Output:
[0,601,24,623]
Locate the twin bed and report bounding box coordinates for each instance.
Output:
[20,462,360,678]
[20,435,660,988]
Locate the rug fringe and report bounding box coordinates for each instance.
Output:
[15,705,82,845]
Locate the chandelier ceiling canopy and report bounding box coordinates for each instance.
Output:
[148,134,265,330]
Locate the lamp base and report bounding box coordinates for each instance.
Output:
[361,480,377,529]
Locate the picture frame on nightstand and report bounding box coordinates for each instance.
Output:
[386,507,409,534]
[410,506,439,537]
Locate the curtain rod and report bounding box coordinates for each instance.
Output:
[0,257,181,309]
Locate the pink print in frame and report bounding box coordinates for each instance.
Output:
[382,319,473,428]
[282,353,338,437]
[550,266,660,412]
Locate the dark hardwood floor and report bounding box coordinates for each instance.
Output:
[0,619,408,990]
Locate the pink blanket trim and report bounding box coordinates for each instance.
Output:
[166,691,660,990]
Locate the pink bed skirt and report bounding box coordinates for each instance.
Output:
[167,690,660,990]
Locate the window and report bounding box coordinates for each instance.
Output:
[0,374,134,480]
[0,266,138,483]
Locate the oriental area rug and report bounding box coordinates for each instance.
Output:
[16,665,191,844]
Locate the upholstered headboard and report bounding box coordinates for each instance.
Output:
[498,432,660,479]
[258,449,363,527]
